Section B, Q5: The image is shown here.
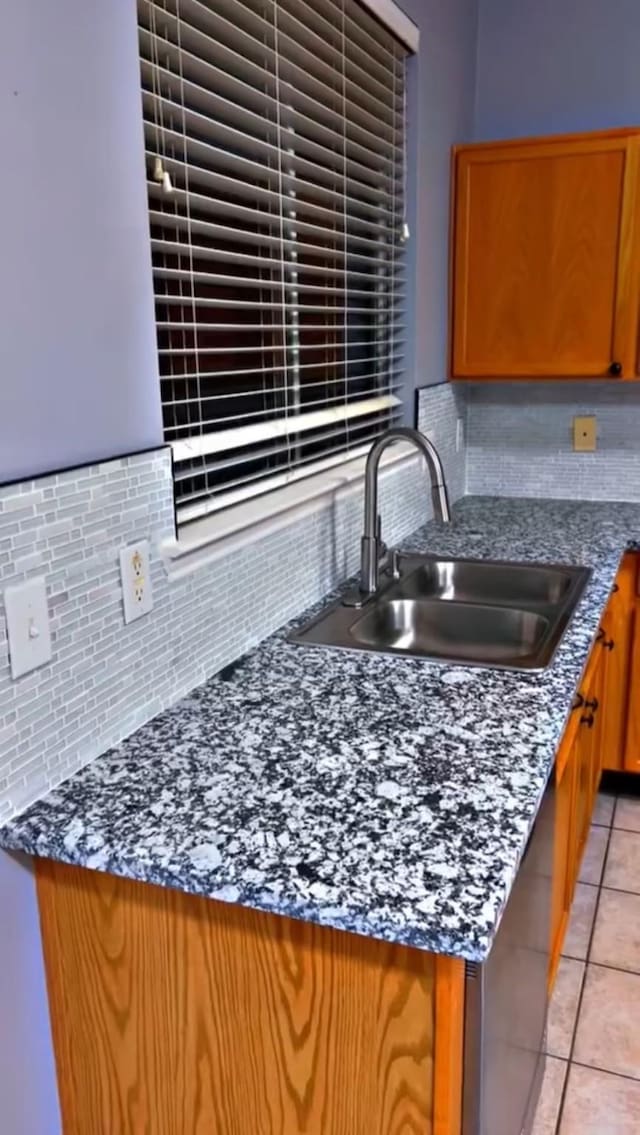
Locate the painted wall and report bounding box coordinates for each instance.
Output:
[0,853,61,1134]
[0,0,477,487]
[0,0,162,485]
[475,0,640,140]
[401,0,478,388]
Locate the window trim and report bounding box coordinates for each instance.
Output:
[161,439,421,577]
[358,0,419,52]
[143,0,420,564]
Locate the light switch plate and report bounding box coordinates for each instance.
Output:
[4,576,53,679]
[119,540,153,624]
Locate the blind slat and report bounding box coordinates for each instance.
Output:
[157,334,405,357]
[175,429,402,524]
[145,164,398,236]
[140,0,400,138]
[162,364,405,396]
[142,92,396,197]
[139,49,397,169]
[171,394,401,461]
[149,210,400,256]
[139,23,399,156]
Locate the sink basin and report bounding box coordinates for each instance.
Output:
[290,554,591,671]
[350,598,550,665]
[395,558,575,606]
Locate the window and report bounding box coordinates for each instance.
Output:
[138,0,410,528]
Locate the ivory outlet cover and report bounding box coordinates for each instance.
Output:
[573,416,597,452]
[120,540,153,624]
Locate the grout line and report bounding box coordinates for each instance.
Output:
[553,818,616,1135]
[570,1058,640,1085]
[599,882,640,899]
[582,958,640,979]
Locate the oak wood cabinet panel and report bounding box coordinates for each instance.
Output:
[601,555,637,771]
[450,129,640,379]
[549,553,640,986]
[550,643,605,986]
[624,558,640,773]
[549,741,577,990]
[35,859,465,1135]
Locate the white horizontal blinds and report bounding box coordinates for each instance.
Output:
[138,0,407,525]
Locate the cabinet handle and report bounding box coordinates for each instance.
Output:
[584,696,599,712]
[581,712,595,728]
[601,637,615,651]
[612,583,620,593]
[609,361,622,376]
[572,693,585,710]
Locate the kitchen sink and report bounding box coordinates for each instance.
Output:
[289,554,591,671]
[395,558,576,606]
[350,598,551,663]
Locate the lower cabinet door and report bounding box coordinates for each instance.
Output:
[550,746,577,988]
[624,605,640,773]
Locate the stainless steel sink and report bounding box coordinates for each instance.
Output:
[396,558,576,606]
[351,598,551,663]
[290,554,591,671]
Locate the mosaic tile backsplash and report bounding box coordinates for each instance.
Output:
[464,382,640,501]
[0,384,463,823]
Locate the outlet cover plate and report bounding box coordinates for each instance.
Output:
[4,576,53,679]
[119,540,153,624]
[573,416,597,452]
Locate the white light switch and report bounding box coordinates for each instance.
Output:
[4,576,53,679]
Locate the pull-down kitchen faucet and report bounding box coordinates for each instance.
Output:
[356,426,451,599]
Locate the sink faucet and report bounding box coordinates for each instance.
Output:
[358,426,451,598]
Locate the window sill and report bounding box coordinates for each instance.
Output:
[161,442,421,579]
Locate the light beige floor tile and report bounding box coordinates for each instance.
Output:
[531,1056,568,1135]
[563,883,599,961]
[614,796,640,834]
[559,1063,640,1134]
[603,829,640,894]
[547,957,585,1059]
[573,964,640,1079]
[591,888,640,974]
[592,792,616,828]
[577,826,608,886]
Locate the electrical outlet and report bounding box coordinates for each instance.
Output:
[4,576,52,679]
[573,416,597,452]
[119,540,153,624]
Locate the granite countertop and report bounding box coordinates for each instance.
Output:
[2,497,640,962]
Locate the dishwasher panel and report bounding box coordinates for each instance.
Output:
[463,782,554,1135]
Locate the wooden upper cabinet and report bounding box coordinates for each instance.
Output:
[450,129,640,379]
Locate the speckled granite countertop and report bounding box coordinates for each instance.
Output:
[2,497,640,961]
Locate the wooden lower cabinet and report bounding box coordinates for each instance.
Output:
[549,647,605,988]
[549,551,640,984]
[549,741,577,989]
[624,570,640,773]
[601,554,637,771]
[36,859,465,1135]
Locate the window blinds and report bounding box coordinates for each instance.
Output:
[138,0,408,526]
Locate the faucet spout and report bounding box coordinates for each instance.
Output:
[359,426,451,597]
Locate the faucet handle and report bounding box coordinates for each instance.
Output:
[387,548,402,580]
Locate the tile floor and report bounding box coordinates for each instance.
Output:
[533,790,640,1134]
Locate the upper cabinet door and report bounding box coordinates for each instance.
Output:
[450,131,640,379]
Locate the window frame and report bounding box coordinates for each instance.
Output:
[139,0,420,557]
